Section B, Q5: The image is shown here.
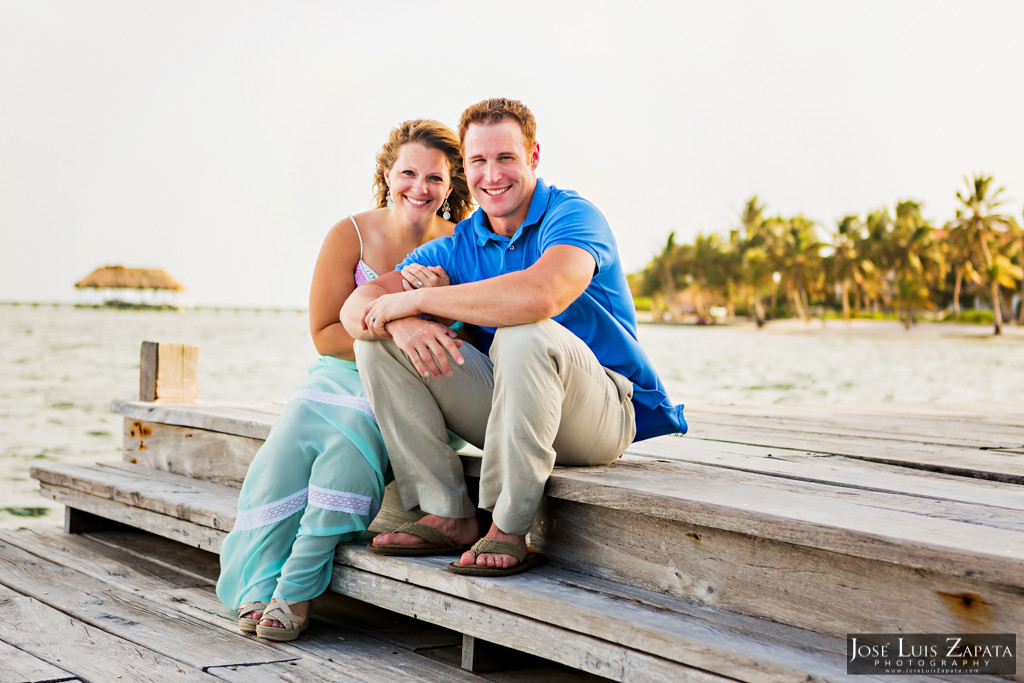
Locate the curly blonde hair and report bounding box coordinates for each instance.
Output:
[372,119,473,223]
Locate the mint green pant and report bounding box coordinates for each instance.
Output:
[216,357,388,611]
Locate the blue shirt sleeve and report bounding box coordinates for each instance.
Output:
[397,234,461,283]
[538,196,616,275]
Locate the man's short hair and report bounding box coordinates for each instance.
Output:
[458,98,536,152]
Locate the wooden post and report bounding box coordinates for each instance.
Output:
[139,341,199,402]
[461,634,543,672]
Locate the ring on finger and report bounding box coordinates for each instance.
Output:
[416,281,423,288]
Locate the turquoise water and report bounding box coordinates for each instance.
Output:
[2,304,1022,528]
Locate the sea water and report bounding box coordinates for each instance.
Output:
[2,304,1022,528]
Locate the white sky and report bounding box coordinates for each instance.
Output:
[2,0,1022,308]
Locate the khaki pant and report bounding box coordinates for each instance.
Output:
[354,319,636,535]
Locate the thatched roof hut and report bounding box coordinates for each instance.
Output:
[74,266,186,309]
[75,266,185,291]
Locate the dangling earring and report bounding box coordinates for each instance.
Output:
[442,199,451,221]
[386,190,393,209]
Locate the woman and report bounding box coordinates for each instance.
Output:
[216,119,472,642]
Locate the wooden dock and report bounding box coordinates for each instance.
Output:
[10,344,1024,681]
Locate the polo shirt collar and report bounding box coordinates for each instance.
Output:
[471,178,552,246]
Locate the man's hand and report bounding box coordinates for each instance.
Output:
[385,316,465,379]
[362,290,423,336]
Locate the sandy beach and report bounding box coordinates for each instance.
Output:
[2,304,1022,529]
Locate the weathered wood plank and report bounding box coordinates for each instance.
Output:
[33,465,1024,662]
[628,437,1024,509]
[38,483,225,552]
[4,527,216,594]
[108,397,1024,499]
[123,418,260,487]
[311,591,462,654]
[0,621,79,683]
[685,421,1024,482]
[28,466,1021,680]
[0,530,488,683]
[33,462,238,531]
[328,563,726,683]
[111,399,280,439]
[532,498,1024,646]
[332,549,853,682]
[0,535,296,671]
[693,404,1024,439]
[12,480,858,681]
[0,594,221,682]
[154,586,485,683]
[81,528,223,583]
[692,401,1024,431]
[33,458,1024,582]
[542,459,1024,582]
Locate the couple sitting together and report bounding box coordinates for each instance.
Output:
[215,97,686,642]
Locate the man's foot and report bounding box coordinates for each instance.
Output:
[455,522,527,569]
[371,514,477,550]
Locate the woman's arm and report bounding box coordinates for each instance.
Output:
[341,268,465,379]
[308,218,361,358]
[340,270,407,341]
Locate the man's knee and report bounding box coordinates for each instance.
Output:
[490,321,554,365]
[353,339,394,372]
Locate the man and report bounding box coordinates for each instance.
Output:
[341,98,685,576]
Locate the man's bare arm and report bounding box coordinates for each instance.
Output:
[362,245,595,334]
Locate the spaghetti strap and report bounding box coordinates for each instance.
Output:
[349,215,364,261]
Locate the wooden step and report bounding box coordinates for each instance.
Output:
[0,526,602,682]
[29,460,879,682]
[101,400,1024,645]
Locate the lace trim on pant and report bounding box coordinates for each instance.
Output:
[308,484,377,518]
[289,389,376,421]
[233,487,309,532]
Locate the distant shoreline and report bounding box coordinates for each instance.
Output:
[0,301,306,314]
[5,301,1020,338]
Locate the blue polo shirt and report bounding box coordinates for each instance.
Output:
[398,178,686,441]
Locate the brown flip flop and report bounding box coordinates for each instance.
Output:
[447,538,546,576]
[367,521,473,556]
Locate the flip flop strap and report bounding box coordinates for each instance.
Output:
[394,522,457,548]
[470,538,526,562]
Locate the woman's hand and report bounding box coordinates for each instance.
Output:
[401,264,450,291]
[362,291,421,337]
[386,317,464,378]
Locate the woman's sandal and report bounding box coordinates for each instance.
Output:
[237,601,268,634]
[255,598,310,642]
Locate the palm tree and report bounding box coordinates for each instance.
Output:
[639,232,684,322]
[776,215,824,321]
[946,224,982,319]
[734,196,775,325]
[889,201,945,329]
[1015,210,1024,325]
[858,209,892,313]
[826,214,877,323]
[947,175,1020,335]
